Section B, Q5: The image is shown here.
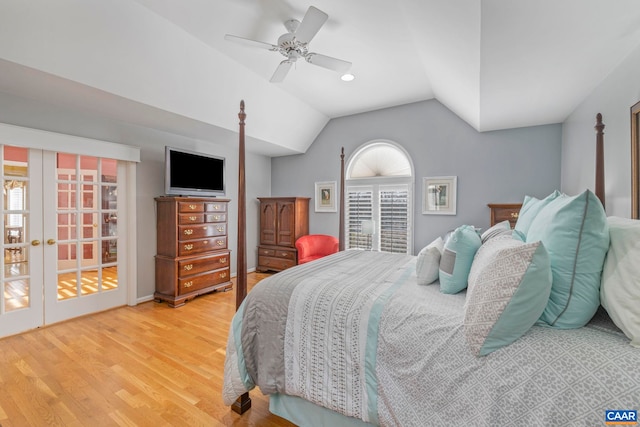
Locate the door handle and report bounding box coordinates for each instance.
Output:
[31,240,41,246]
[47,239,56,245]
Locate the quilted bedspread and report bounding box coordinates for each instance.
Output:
[223,250,640,426]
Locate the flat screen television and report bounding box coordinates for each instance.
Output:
[165,146,225,197]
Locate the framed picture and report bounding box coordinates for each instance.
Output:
[422,176,457,215]
[315,181,337,212]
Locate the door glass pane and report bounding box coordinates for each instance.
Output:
[57,213,77,240]
[102,240,117,263]
[82,242,95,266]
[3,146,30,313]
[82,213,97,239]
[101,159,117,183]
[102,214,117,237]
[57,183,77,209]
[80,156,98,182]
[4,280,29,312]
[56,154,119,299]
[3,146,28,176]
[58,243,76,262]
[56,153,76,180]
[58,272,78,300]
[80,269,99,296]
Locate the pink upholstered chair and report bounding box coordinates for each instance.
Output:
[295,234,339,265]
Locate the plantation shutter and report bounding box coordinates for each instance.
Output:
[346,186,373,250]
[379,184,409,253]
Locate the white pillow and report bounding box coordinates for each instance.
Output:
[601,217,640,347]
[416,237,444,285]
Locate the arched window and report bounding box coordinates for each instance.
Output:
[345,140,414,254]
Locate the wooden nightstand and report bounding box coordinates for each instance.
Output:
[487,203,522,228]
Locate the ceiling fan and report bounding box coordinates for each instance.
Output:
[224,6,352,83]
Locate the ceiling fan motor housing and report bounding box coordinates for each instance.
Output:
[277,30,308,59]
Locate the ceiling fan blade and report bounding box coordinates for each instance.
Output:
[295,6,328,44]
[270,60,293,83]
[306,53,351,73]
[224,34,277,51]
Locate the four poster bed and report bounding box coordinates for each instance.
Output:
[225,104,640,426]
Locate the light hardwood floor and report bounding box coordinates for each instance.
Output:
[0,272,295,427]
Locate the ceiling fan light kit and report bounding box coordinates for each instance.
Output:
[225,5,352,83]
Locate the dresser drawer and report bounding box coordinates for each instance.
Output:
[258,246,296,259]
[178,252,230,278]
[178,236,227,256]
[178,201,205,213]
[178,267,230,295]
[258,256,296,271]
[178,213,205,225]
[178,223,227,240]
[178,212,227,225]
[203,213,227,223]
[205,201,227,213]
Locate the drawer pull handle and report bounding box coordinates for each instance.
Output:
[184,229,194,235]
[217,226,224,232]
[183,281,193,288]
[214,205,220,210]
[184,244,194,251]
[220,258,227,263]
[281,252,288,257]
[510,212,519,218]
[214,215,221,221]
[220,272,227,279]
[189,216,197,221]
[188,204,197,210]
[184,264,193,271]
[216,240,224,246]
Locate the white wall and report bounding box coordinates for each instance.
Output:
[0,91,271,301]
[562,43,640,217]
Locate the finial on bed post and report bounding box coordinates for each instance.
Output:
[233,99,251,415]
[595,113,605,210]
[339,147,345,251]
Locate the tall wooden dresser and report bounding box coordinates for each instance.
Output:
[155,196,232,307]
[257,197,309,272]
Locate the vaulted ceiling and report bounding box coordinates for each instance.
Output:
[1,0,639,157]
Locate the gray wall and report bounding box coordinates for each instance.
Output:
[0,91,271,301]
[272,99,563,253]
[562,43,640,217]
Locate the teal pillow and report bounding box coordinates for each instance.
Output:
[439,225,482,294]
[514,190,562,239]
[465,237,552,356]
[526,190,609,328]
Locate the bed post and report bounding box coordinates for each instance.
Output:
[232,100,251,414]
[339,147,345,251]
[595,113,605,210]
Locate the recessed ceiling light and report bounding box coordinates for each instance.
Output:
[341,73,355,82]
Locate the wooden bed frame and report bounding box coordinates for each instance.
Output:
[231,100,606,415]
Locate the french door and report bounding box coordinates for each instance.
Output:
[0,146,127,337]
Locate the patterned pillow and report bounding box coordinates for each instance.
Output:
[464,237,552,356]
[439,225,482,294]
[416,237,444,285]
[527,190,609,329]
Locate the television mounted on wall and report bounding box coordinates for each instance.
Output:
[165,146,225,197]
